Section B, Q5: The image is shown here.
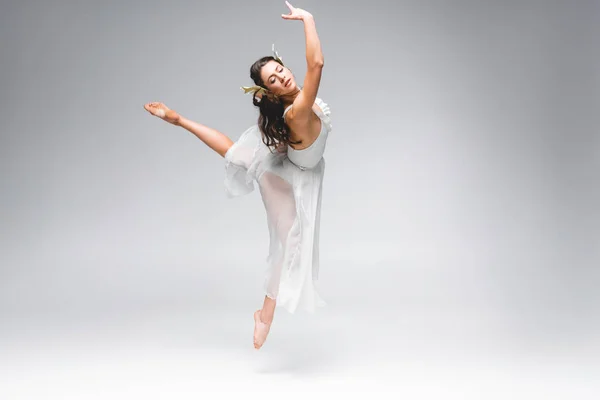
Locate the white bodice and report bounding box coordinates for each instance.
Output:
[283,97,332,170]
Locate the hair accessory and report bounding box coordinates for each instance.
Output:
[272,43,284,65]
[240,85,267,95]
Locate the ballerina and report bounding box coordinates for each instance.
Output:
[143,1,332,350]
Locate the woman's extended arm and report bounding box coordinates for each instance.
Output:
[302,14,324,68]
[281,2,324,120]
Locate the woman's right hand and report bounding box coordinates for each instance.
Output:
[281,1,313,21]
[143,102,181,125]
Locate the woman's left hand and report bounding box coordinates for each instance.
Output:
[281,1,313,21]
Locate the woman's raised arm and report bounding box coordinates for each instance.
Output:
[281,1,324,120]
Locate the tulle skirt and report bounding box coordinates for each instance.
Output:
[224,124,327,314]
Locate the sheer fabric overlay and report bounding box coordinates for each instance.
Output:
[224,97,332,314]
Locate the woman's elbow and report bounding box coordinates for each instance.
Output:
[308,58,324,69]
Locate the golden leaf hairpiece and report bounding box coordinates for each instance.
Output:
[240,85,267,95]
[272,43,284,65]
[240,44,285,96]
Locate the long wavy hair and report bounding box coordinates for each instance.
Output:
[249,56,303,152]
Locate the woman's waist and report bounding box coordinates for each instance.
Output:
[287,146,326,170]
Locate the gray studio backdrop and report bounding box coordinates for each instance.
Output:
[1,0,599,363]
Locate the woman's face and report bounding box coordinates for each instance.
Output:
[260,60,296,95]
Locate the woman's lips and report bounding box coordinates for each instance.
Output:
[285,78,291,87]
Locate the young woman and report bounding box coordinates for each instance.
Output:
[143,1,332,350]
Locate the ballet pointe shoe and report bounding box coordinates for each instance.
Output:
[253,309,272,350]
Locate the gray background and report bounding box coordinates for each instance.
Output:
[1,0,599,397]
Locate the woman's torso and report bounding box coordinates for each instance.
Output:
[284,102,324,150]
[283,97,331,170]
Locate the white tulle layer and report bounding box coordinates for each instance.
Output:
[223,98,332,314]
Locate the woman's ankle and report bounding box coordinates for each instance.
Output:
[260,309,274,324]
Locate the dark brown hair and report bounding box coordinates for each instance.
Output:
[249,56,302,152]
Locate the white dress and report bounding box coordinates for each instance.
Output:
[223,97,332,314]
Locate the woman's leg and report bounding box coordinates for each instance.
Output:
[253,171,297,349]
[261,296,277,324]
[177,116,234,158]
[260,209,295,325]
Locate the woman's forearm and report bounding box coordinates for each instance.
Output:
[303,15,324,67]
[177,116,233,158]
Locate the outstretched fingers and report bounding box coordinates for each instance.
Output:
[281,0,299,19]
